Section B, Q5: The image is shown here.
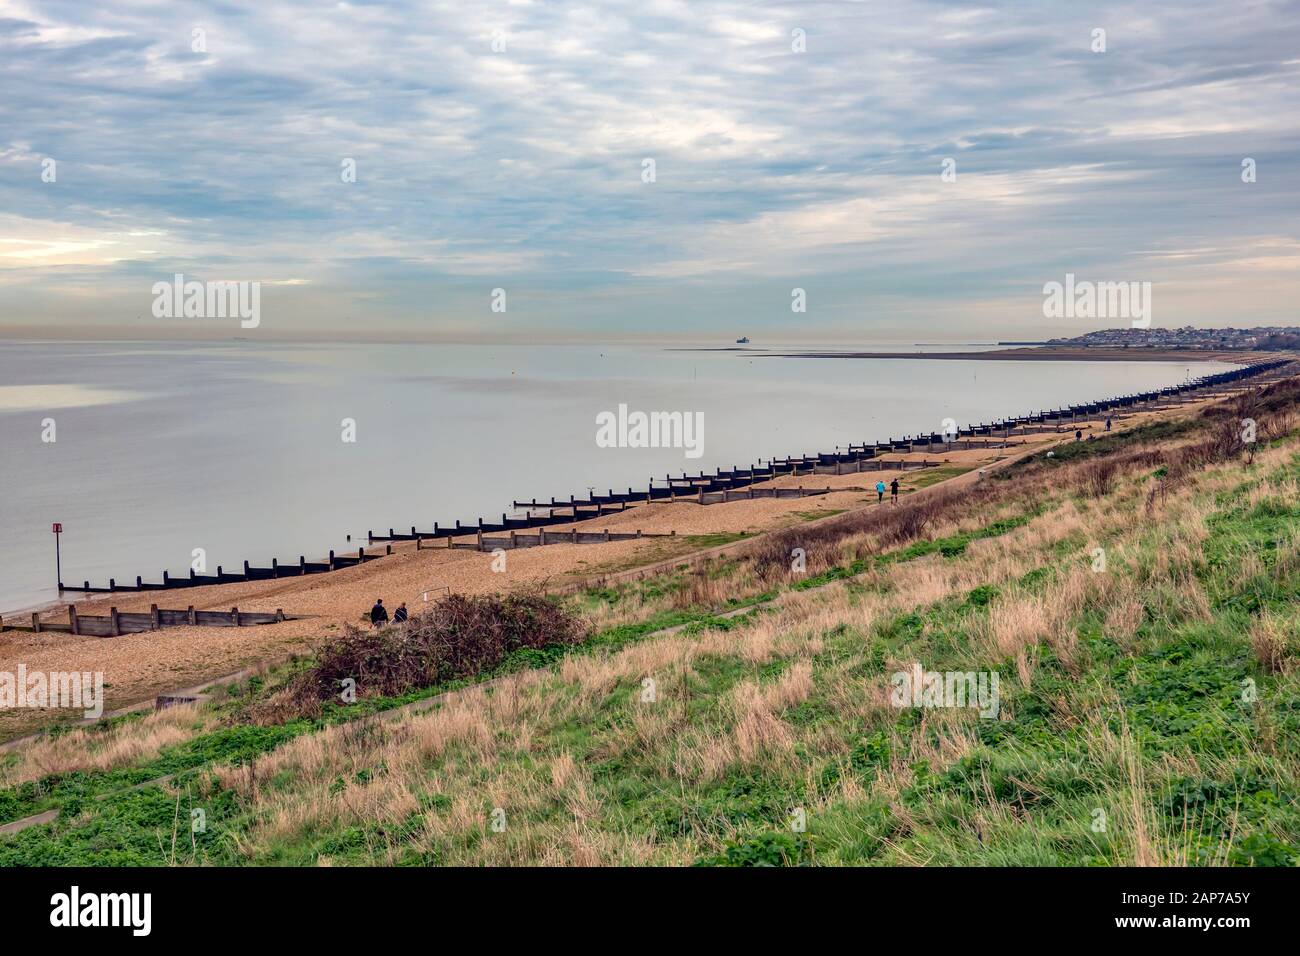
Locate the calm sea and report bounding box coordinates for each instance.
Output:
[0,339,1233,612]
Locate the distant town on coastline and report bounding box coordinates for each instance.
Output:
[1040,326,1300,350]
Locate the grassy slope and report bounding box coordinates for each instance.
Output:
[3,417,1299,866]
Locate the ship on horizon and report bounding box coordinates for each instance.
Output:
[736,335,750,344]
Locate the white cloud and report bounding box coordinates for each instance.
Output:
[0,0,1296,333]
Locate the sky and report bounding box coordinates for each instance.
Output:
[0,0,1297,342]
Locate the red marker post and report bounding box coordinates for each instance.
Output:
[52,522,63,592]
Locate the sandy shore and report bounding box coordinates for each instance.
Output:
[0,391,1249,740]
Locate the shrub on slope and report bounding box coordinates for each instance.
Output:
[261,592,587,720]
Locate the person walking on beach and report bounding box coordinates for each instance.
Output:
[1105,417,1112,432]
[393,602,408,624]
[1075,429,1083,442]
[890,478,900,504]
[370,598,388,628]
[876,479,886,503]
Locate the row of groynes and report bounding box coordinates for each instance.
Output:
[58,360,1290,595]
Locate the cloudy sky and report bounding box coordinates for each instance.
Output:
[1,0,1297,341]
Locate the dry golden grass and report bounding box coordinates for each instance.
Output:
[1250,612,1298,674]
[1102,581,1146,646]
[981,565,1098,671]
[0,704,207,788]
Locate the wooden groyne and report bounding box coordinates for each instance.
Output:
[60,547,394,595]
[374,482,887,545]
[0,604,289,636]
[56,359,1292,595]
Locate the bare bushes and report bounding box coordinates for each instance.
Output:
[1077,457,1120,498]
[265,592,587,718]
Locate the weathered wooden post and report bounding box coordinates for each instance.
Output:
[231,607,241,627]
[69,604,79,635]
[32,612,41,633]
[110,607,120,637]
[150,604,160,630]
[188,605,196,625]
